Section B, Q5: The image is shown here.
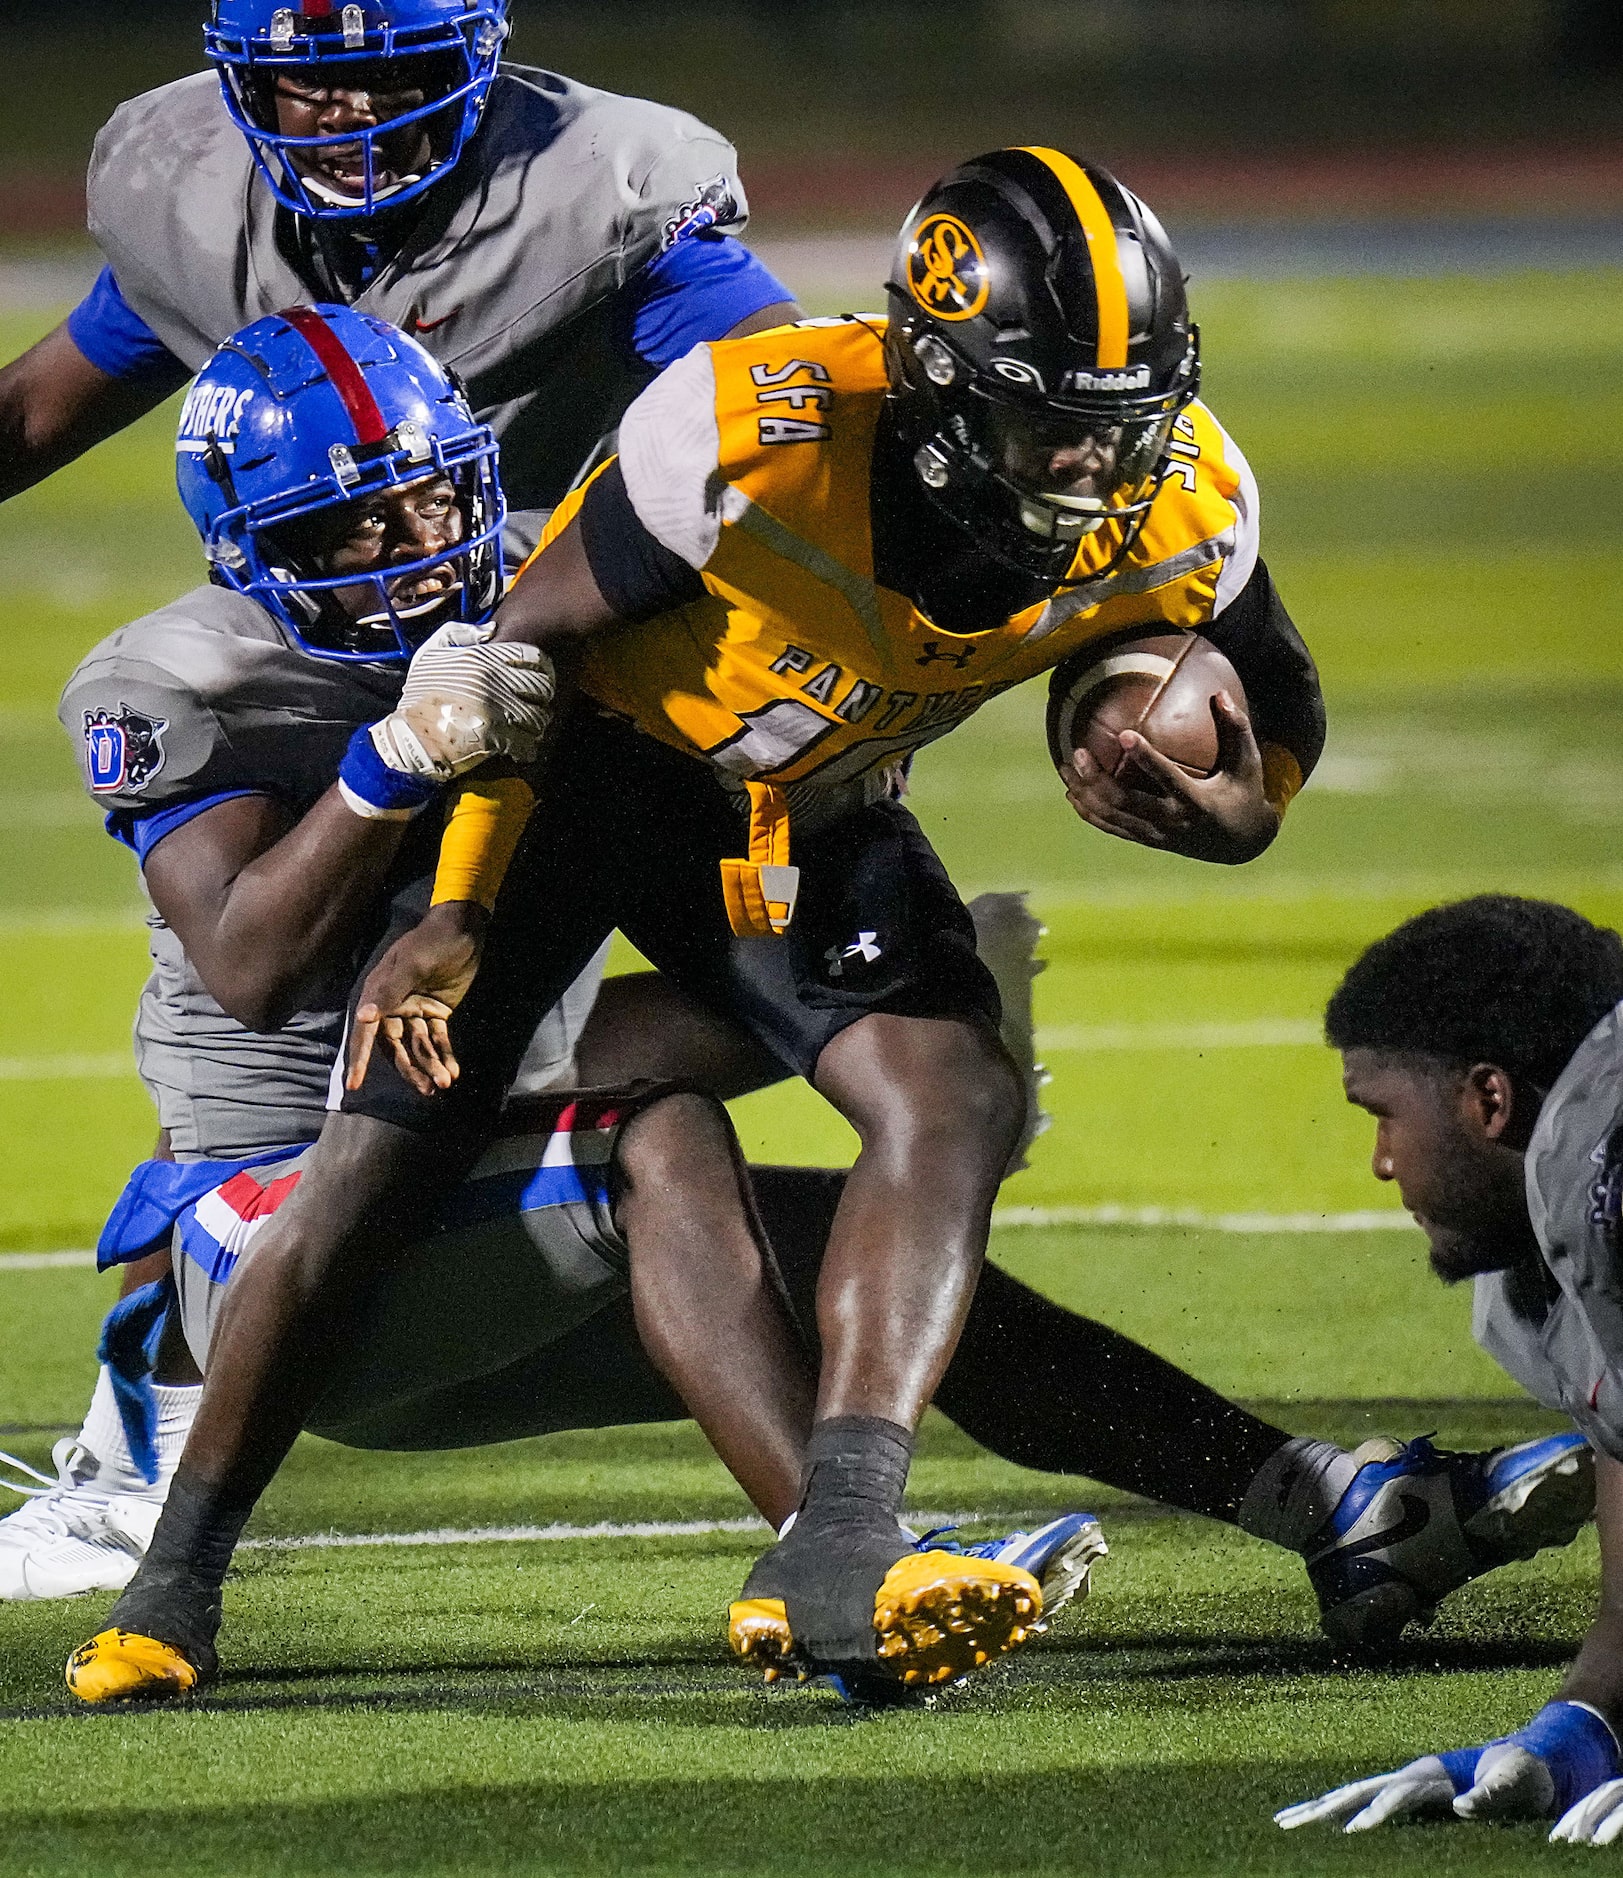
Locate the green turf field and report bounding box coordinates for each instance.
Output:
[0,269,1620,1874]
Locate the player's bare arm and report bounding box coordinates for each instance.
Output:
[1561,1448,1623,1732]
[144,790,413,1033]
[0,325,178,505]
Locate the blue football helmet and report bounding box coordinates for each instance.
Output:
[204,0,510,220]
[176,303,506,663]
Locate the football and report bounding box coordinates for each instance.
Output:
[1045,631,1247,783]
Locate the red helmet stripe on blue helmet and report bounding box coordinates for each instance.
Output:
[279,307,390,447]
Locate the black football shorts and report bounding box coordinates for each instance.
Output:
[343,709,1000,1135]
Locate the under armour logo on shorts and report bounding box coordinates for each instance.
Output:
[825,932,882,978]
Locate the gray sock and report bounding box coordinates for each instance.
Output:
[1237,1437,1360,1552]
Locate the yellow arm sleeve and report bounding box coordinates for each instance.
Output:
[431,773,538,912]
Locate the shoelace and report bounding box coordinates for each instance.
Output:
[0,1440,120,1544]
[0,1437,77,1500]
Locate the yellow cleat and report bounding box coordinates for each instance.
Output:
[728,1550,1042,1688]
[871,1551,1041,1686]
[66,1628,200,1704]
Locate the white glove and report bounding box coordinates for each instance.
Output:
[1275,1757,1458,1833]
[372,623,555,780]
[1552,1778,1623,1845]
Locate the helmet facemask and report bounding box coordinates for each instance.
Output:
[890,309,1200,587]
[206,5,509,220]
[206,425,505,662]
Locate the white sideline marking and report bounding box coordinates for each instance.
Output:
[1037,1019,1322,1052]
[965,867,1623,909]
[0,911,145,937]
[0,1053,132,1081]
[991,1204,1415,1233]
[0,1208,1417,1272]
[239,1510,1030,1554]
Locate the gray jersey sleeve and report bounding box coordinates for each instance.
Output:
[616,108,748,280]
[60,655,245,822]
[1475,1003,1623,1459]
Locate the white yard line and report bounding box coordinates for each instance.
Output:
[239,1510,1041,1553]
[0,1204,1413,1273]
[966,868,1623,909]
[991,1204,1414,1233]
[0,1022,1328,1086]
[0,911,145,937]
[0,1053,133,1080]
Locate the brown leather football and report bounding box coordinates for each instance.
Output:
[1046,631,1246,783]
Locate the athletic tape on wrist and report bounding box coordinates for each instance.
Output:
[337,723,439,820]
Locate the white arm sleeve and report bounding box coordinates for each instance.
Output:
[615,344,726,571]
[1209,416,1262,614]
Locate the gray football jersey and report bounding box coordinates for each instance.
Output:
[1474,1003,1623,1460]
[86,67,749,512]
[60,586,403,1159]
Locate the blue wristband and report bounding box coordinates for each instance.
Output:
[337,724,438,819]
[1513,1702,1621,1815]
[1438,1746,1481,1794]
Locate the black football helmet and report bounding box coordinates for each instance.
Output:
[885,147,1200,585]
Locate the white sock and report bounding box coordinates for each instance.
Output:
[77,1367,198,1494]
[1238,1437,1360,1552]
[151,1381,200,1479]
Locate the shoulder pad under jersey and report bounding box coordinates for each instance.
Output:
[59,585,401,819]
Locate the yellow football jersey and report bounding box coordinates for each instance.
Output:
[487,315,1267,936]
[536,315,1259,808]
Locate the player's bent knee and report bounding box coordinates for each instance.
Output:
[616,1088,737,1191]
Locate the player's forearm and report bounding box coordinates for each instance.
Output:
[493,517,620,651]
[1203,560,1325,787]
[0,325,171,504]
[1560,1447,1623,1731]
[1560,1608,1623,1734]
[197,790,411,1028]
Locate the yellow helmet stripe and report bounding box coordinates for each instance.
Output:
[1018,147,1130,370]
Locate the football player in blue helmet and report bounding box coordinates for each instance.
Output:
[176,302,505,659]
[0,1,799,515]
[205,0,510,220]
[0,6,799,1551]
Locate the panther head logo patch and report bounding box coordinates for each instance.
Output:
[907,214,990,322]
[84,705,167,794]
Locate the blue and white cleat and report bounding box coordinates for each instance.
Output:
[950,1513,1108,1625]
[1307,1432,1594,1649]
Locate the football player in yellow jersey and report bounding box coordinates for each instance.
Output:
[84,151,1330,1698]
[326,149,1328,1686]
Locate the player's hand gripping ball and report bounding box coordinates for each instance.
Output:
[1047,631,1277,863]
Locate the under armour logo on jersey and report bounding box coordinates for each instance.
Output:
[825,932,882,978]
[917,642,976,668]
[83,705,167,794]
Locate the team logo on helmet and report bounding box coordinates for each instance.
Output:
[84,705,168,795]
[907,214,990,322]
